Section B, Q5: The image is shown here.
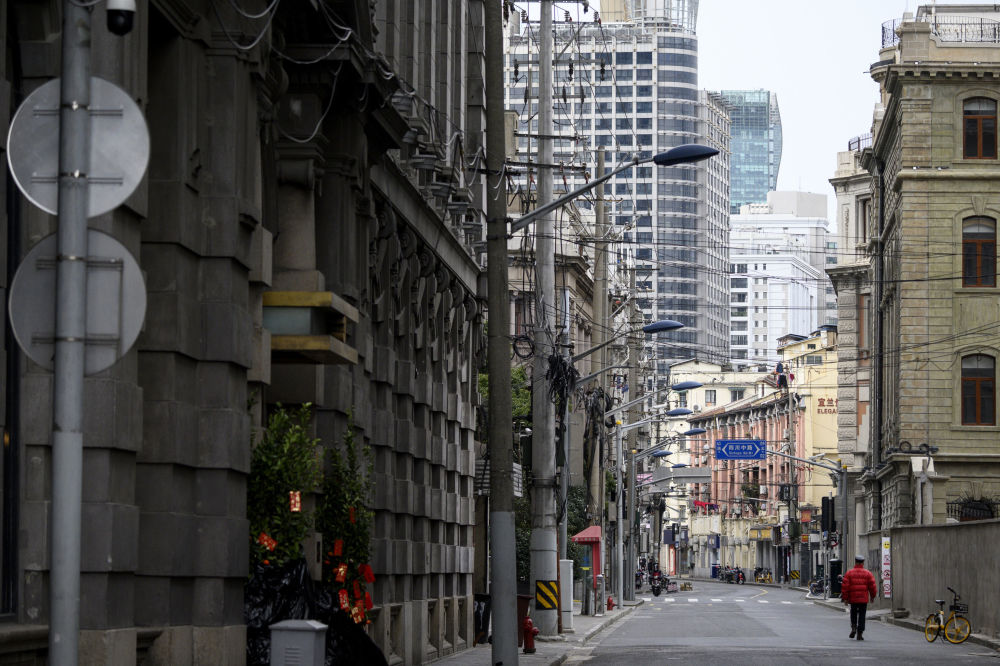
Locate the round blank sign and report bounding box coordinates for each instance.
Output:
[8,230,147,375]
[7,76,150,218]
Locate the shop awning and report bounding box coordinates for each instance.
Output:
[571,525,602,544]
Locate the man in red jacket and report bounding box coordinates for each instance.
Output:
[841,554,878,640]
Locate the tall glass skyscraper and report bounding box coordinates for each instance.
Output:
[718,89,782,213]
[504,1,730,383]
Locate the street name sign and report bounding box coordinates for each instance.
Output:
[714,439,766,460]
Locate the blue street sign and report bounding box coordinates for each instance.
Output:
[714,439,767,460]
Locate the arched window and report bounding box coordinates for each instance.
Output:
[961,354,996,425]
[964,98,997,159]
[962,217,996,287]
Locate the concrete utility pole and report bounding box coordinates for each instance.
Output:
[485,0,518,660]
[787,387,796,583]
[50,4,92,663]
[591,150,607,588]
[624,268,641,601]
[531,0,558,637]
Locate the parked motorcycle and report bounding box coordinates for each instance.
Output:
[735,567,745,584]
[635,570,644,591]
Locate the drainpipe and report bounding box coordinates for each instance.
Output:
[873,158,885,531]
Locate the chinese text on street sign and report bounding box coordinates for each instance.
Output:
[714,439,767,460]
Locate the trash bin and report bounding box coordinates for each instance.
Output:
[829,560,842,596]
[516,594,533,647]
[711,564,720,579]
[473,594,491,646]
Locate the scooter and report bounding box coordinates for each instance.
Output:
[735,568,745,584]
[650,575,662,596]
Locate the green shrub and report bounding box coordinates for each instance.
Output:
[248,404,321,569]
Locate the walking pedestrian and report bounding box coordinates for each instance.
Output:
[840,554,877,640]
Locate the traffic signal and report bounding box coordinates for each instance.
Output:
[821,496,836,532]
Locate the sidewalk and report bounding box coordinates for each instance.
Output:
[807,592,1000,653]
[430,599,643,665]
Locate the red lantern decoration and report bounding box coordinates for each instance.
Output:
[333,539,343,556]
[289,491,301,512]
[335,563,348,583]
[338,589,349,609]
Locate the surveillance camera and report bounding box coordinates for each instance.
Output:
[107,0,136,36]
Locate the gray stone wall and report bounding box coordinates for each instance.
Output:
[862,521,1000,639]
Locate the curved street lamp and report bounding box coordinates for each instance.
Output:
[508,144,719,235]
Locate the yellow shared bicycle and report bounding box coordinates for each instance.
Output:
[924,587,971,644]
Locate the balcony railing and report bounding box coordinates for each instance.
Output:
[848,133,872,151]
[946,498,1000,522]
[883,15,1000,48]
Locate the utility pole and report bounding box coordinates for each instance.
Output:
[530,0,558,637]
[787,387,797,584]
[624,268,641,601]
[485,0,518,660]
[591,150,607,577]
[559,287,571,559]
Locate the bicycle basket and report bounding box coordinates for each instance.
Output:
[950,603,969,613]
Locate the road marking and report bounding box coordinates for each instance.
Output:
[711,598,723,602]
[734,598,746,602]
[758,600,769,604]
[688,598,698,602]
[781,601,793,604]
[751,588,768,599]
[641,597,652,602]
[663,598,675,603]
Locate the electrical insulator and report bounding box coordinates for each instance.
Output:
[583,0,589,12]
[521,9,528,22]
[600,62,605,81]
[594,11,601,23]
[568,62,574,81]
[513,61,519,78]
[565,10,571,22]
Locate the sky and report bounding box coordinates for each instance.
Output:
[695,0,917,225]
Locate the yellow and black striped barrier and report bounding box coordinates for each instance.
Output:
[790,570,800,580]
[535,580,559,610]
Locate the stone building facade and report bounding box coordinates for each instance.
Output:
[862,6,1000,536]
[2,1,487,663]
[828,140,873,561]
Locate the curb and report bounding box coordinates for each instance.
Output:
[881,614,1000,653]
[581,601,642,643]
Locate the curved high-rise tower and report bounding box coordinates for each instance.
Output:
[505,0,730,390]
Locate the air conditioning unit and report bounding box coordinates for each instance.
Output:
[692,405,701,412]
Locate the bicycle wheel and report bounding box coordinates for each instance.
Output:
[924,614,941,642]
[944,615,971,644]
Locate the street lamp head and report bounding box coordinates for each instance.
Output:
[642,319,684,334]
[670,380,702,391]
[652,144,719,167]
[671,463,689,468]
[665,407,693,417]
[683,427,707,436]
[652,450,672,458]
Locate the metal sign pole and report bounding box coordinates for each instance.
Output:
[50,3,91,662]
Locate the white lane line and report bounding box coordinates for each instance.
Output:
[781,601,793,605]
[688,598,698,603]
[711,598,723,602]
[734,598,746,602]
[663,598,675,603]
[641,597,652,602]
[758,600,769,604]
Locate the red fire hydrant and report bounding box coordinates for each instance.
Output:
[522,615,539,654]
[607,595,616,611]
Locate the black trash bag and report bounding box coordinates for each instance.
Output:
[245,558,315,666]
[313,587,389,666]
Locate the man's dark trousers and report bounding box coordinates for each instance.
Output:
[850,603,868,635]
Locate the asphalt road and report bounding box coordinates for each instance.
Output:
[567,580,998,665]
